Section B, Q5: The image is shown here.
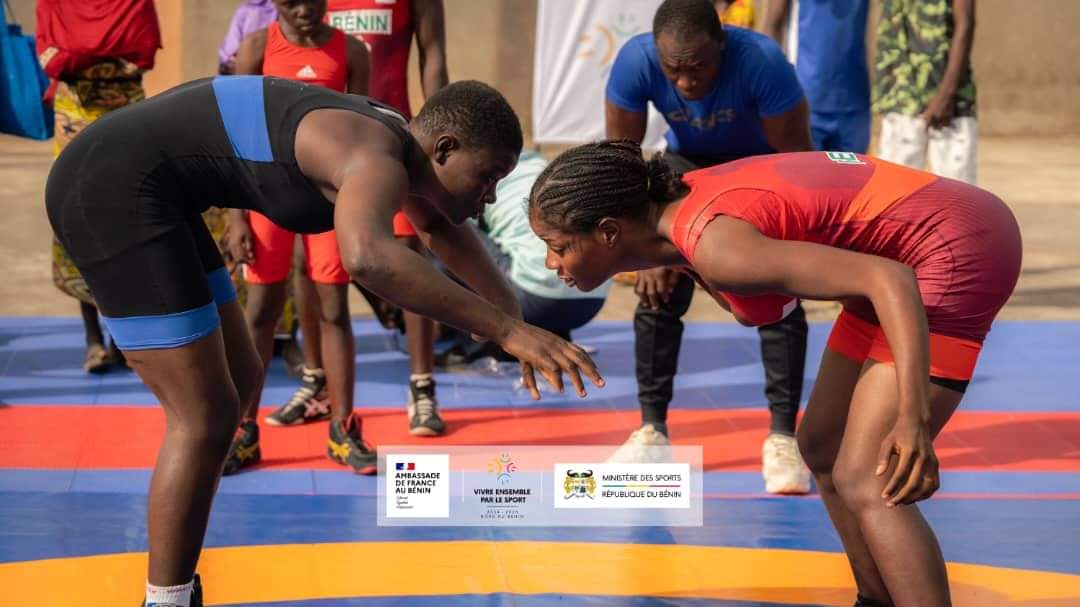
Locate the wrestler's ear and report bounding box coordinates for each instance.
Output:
[433,134,459,165]
[596,217,621,248]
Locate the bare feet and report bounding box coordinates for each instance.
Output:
[83,343,111,374]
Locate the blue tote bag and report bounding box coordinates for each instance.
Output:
[0,0,53,140]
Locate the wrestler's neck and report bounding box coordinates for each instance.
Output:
[405,128,439,198]
[278,21,334,48]
[627,198,689,269]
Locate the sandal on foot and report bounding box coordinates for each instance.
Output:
[83,343,111,374]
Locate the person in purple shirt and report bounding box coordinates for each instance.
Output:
[218,0,277,74]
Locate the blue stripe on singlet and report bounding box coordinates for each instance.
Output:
[212,75,273,162]
[100,269,236,350]
[102,301,220,350]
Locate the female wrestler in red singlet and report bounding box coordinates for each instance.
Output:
[528,140,1022,607]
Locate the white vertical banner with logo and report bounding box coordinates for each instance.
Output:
[532,0,668,149]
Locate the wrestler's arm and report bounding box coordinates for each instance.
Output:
[694,217,933,503]
[344,36,370,95]
[411,210,522,323]
[299,116,603,398]
[333,155,602,399]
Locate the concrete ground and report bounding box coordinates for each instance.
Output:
[2,134,1079,322]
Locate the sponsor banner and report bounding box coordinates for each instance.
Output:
[532,0,668,148]
[377,446,702,527]
[554,463,691,509]
[384,453,450,518]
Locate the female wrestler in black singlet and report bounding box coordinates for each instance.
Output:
[46,75,603,605]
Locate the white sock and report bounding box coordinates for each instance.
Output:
[145,579,193,607]
[410,373,433,383]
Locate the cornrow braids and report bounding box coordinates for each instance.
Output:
[529,140,689,234]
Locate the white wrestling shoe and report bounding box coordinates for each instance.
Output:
[607,424,673,463]
[762,432,811,495]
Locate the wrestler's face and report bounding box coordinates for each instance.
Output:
[431,137,517,223]
[529,212,622,293]
[274,0,327,35]
[655,30,725,101]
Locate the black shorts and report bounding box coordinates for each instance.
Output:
[45,106,236,351]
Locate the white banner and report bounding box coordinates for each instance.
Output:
[532,0,668,149]
[377,445,703,526]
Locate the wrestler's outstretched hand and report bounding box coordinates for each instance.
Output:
[497,320,605,400]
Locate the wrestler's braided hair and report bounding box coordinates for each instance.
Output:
[528,139,689,233]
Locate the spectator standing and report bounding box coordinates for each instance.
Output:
[873,0,977,183]
[327,0,450,436]
[36,0,161,374]
[763,0,871,153]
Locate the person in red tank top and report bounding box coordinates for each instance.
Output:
[327,0,438,117]
[223,0,376,476]
[327,0,451,437]
[529,141,1022,607]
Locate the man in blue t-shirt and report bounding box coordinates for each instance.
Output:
[605,0,812,495]
[763,0,870,153]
